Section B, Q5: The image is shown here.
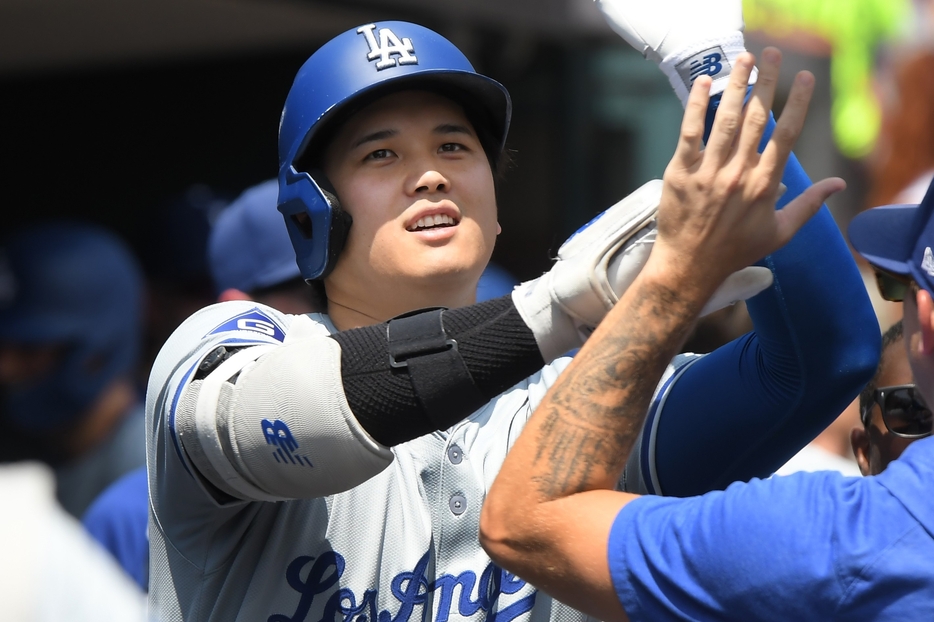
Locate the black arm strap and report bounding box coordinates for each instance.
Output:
[387,308,485,429]
[332,295,544,446]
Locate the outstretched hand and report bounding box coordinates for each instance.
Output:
[650,47,844,300]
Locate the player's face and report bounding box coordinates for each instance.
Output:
[321,90,498,315]
[853,335,917,476]
[0,342,66,388]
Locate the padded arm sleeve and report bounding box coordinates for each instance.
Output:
[645,102,881,497]
[176,336,394,502]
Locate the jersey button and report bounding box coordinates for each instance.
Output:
[449,494,467,516]
[447,444,463,465]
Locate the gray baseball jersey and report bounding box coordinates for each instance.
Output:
[147,300,692,622]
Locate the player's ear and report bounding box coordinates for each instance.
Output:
[919,286,934,355]
[497,222,502,236]
[218,288,253,303]
[850,426,871,476]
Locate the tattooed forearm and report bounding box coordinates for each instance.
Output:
[531,276,702,498]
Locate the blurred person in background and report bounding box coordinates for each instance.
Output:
[136,184,229,383]
[0,387,147,621]
[0,222,146,518]
[83,178,321,591]
[209,178,323,314]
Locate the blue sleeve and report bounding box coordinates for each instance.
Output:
[651,95,881,496]
[82,466,150,591]
[607,472,921,622]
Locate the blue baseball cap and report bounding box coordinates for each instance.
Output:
[849,176,934,295]
[0,222,143,430]
[208,179,301,294]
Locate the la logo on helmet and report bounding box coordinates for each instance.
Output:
[357,24,419,70]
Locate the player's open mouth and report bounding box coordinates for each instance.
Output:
[406,213,459,232]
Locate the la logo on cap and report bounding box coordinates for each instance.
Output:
[358,24,418,71]
[923,247,934,277]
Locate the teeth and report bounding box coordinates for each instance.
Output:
[408,213,457,231]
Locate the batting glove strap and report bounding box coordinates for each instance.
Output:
[660,31,757,107]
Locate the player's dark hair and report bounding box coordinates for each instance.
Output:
[859,320,904,426]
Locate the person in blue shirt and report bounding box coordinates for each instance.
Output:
[480,46,934,622]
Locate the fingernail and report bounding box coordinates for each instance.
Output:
[797,72,814,87]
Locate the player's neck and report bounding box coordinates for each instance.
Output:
[326,285,477,330]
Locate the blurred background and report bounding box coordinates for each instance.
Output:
[2,0,928,281]
[5,0,926,349]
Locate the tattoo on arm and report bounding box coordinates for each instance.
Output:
[532,281,699,498]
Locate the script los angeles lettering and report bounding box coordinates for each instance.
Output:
[268,550,535,622]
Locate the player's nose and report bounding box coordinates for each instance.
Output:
[408,168,450,195]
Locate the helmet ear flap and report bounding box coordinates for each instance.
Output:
[310,170,353,280]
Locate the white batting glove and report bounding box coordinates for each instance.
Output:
[513,180,773,361]
[596,0,755,106]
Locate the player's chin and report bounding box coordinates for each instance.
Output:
[403,245,486,282]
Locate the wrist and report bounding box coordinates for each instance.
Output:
[659,31,757,106]
[639,244,725,310]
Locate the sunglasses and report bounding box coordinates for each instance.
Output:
[862,384,933,439]
[873,268,920,303]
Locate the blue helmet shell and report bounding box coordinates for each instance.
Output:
[277,21,512,281]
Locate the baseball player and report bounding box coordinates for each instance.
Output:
[146,14,878,622]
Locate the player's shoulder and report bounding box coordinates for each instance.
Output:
[147,301,333,396]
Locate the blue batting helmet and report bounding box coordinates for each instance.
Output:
[277,21,512,281]
[0,222,143,431]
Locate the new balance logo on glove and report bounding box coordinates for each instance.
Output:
[677,48,730,90]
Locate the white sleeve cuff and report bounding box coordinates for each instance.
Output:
[659,31,757,107]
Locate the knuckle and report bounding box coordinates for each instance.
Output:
[716,112,740,136]
[719,167,744,192]
[745,108,768,130]
[681,126,703,143]
[773,123,798,145]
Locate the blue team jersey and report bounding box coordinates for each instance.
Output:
[609,435,934,621]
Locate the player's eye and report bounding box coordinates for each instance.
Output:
[439,143,466,153]
[365,148,394,161]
